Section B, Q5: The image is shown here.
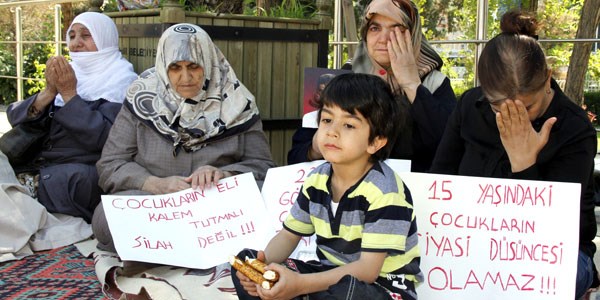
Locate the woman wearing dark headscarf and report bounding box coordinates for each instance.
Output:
[288,0,456,172]
[91,23,276,253]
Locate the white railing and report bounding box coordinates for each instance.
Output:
[0,0,86,102]
[330,0,600,91]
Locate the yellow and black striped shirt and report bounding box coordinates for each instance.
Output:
[284,161,423,297]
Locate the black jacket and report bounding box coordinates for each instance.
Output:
[430,80,598,258]
[288,74,457,172]
[7,94,121,221]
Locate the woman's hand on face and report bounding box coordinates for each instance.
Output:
[53,56,78,102]
[388,27,420,102]
[186,165,233,190]
[496,99,556,173]
[142,175,189,194]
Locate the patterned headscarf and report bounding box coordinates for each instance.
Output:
[352,0,443,92]
[125,24,259,152]
[55,12,137,106]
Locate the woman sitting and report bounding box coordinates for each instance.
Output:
[4,12,137,223]
[430,11,599,299]
[287,0,456,172]
[91,23,276,254]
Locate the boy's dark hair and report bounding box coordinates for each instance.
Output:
[316,73,403,162]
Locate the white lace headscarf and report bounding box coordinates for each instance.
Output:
[54,12,137,106]
[125,23,259,152]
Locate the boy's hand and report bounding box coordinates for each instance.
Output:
[235,267,260,296]
[234,250,269,296]
[256,250,266,262]
[257,263,302,300]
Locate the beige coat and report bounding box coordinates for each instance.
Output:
[97,105,276,194]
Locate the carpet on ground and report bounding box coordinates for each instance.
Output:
[0,244,104,299]
[1,239,239,300]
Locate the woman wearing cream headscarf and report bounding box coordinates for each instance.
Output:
[288,0,456,172]
[5,12,137,222]
[0,12,136,261]
[92,23,276,254]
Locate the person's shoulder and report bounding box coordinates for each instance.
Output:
[305,161,331,181]
[421,69,448,93]
[457,86,484,104]
[553,91,596,133]
[362,162,403,191]
[341,60,353,70]
[139,67,156,78]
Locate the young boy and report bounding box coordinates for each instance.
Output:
[232,73,422,300]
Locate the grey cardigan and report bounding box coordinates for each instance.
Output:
[97,105,276,194]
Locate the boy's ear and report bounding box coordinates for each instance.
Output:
[367,136,388,155]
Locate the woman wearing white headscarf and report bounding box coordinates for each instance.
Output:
[5,12,137,222]
[92,23,275,253]
[288,0,457,172]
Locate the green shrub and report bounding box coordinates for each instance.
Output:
[242,0,314,18]
[0,45,17,105]
[24,43,57,96]
[0,17,57,105]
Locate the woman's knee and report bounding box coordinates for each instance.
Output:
[91,203,116,252]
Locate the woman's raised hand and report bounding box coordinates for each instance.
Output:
[44,57,58,95]
[53,56,78,102]
[31,56,62,115]
[388,27,420,102]
[496,99,556,173]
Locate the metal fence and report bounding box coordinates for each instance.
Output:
[329,0,600,92]
[0,0,90,101]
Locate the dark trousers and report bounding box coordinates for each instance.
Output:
[231,249,393,300]
[576,250,594,300]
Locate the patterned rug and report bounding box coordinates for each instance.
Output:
[0,244,104,300]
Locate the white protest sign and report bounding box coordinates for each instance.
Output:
[400,172,580,300]
[260,159,411,261]
[101,172,271,269]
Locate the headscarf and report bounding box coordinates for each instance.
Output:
[352,0,443,90]
[125,23,259,152]
[55,12,137,106]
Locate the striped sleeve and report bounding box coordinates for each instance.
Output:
[283,176,317,236]
[361,172,416,254]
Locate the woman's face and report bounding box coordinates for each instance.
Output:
[366,14,408,68]
[168,60,205,98]
[489,79,553,121]
[68,23,97,52]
